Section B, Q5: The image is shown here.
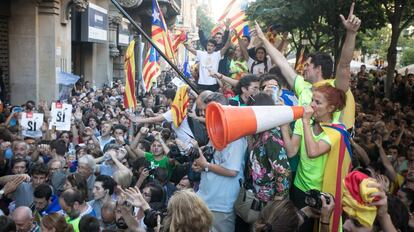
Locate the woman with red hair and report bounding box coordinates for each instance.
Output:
[282,84,351,232]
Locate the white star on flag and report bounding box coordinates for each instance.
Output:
[152,11,160,22]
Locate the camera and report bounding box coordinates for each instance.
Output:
[304,189,332,209]
[144,208,168,229]
[148,167,157,176]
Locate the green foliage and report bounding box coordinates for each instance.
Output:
[197,6,214,35]
[401,47,414,66]
[246,0,387,61]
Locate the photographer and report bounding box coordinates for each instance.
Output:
[192,92,248,232]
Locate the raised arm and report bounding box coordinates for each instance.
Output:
[184,42,197,56]
[238,35,250,61]
[220,30,234,57]
[335,2,361,92]
[255,21,297,88]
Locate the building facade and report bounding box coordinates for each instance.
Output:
[0,0,179,105]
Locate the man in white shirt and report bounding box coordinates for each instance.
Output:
[185,34,233,92]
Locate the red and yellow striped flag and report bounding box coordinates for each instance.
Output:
[211,0,248,44]
[123,40,137,109]
[171,85,190,128]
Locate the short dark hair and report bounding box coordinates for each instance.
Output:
[95,175,117,195]
[60,189,82,207]
[113,124,127,133]
[30,163,49,177]
[306,52,333,79]
[248,93,275,106]
[34,184,53,200]
[143,182,165,204]
[50,139,67,156]
[234,75,261,95]
[92,102,104,111]
[11,157,28,169]
[162,88,176,101]
[386,195,409,232]
[207,39,217,47]
[79,215,100,232]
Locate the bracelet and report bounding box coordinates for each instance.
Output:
[320,221,330,225]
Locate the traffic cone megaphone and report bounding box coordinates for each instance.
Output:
[206,102,304,150]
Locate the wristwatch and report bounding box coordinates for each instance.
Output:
[204,163,210,172]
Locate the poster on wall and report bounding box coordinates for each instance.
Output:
[118,18,131,46]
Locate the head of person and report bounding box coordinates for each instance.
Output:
[142,182,165,205]
[255,47,267,62]
[104,144,127,163]
[79,215,100,232]
[92,102,104,114]
[40,213,73,232]
[234,75,261,99]
[112,169,132,190]
[360,65,366,73]
[163,189,212,232]
[59,132,71,146]
[11,157,28,174]
[100,121,113,137]
[12,140,29,158]
[11,206,34,232]
[311,85,346,122]
[33,184,53,213]
[114,200,134,230]
[268,66,289,88]
[150,139,164,157]
[59,189,82,220]
[407,143,414,161]
[176,175,193,191]
[248,92,275,106]
[0,215,16,232]
[48,159,64,177]
[304,52,333,82]
[255,200,300,232]
[87,116,100,129]
[30,163,49,188]
[161,88,176,106]
[93,175,117,201]
[213,32,223,45]
[77,154,96,179]
[260,75,280,97]
[206,39,217,54]
[131,157,151,177]
[101,201,116,228]
[113,124,127,139]
[64,173,88,203]
[50,139,67,157]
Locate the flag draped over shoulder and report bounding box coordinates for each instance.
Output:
[171,85,190,128]
[124,40,137,108]
[142,0,174,92]
[211,0,249,43]
[321,123,353,232]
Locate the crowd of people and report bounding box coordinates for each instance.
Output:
[0,2,413,232]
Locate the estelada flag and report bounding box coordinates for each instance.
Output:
[321,123,353,232]
[123,40,137,109]
[171,85,190,128]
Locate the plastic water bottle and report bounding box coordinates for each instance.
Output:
[272,86,280,104]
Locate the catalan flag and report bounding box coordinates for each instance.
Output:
[295,47,306,75]
[152,0,174,60]
[142,0,174,92]
[142,46,160,92]
[172,30,187,54]
[123,40,137,109]
[171,85,190,128]
[321,123,353,232]
[211,0,249,43]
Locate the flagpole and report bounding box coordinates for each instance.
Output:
[110,0,200,94]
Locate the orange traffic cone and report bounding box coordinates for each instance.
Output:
[206,102,304,150]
